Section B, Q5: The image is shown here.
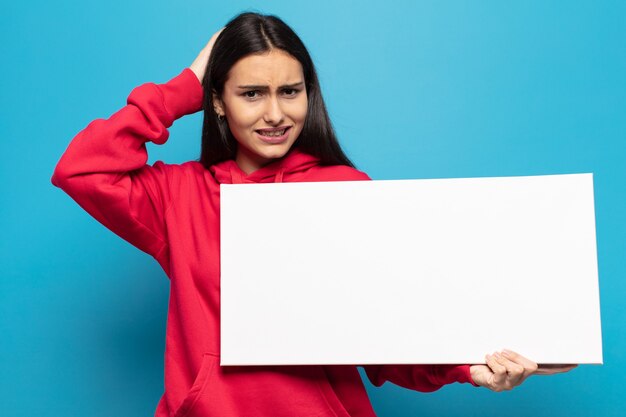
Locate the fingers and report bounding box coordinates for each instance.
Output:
[501,349,539,374]
[481,350,577,392]
[190,28,226,81]
[485,353,507,388]
[486,352,525,390]
[502,351,578,375]
[205,28,225,55]
[496,352,526,385]
[535,364,578,375]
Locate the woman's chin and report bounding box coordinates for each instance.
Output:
[257,144,293,161]
[236,143,294,173]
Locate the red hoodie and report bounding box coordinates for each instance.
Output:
[51,68,477,417]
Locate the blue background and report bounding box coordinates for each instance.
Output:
[1,0,624,416]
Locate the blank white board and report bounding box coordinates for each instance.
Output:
[220,173,602,365]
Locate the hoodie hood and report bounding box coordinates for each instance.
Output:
[209,148,320,184]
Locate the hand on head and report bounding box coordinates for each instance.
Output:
[190,28,225,82]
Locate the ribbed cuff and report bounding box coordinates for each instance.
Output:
[158,68,204,121]
[458,364,479,387]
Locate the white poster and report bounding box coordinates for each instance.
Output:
[220,174,602,366]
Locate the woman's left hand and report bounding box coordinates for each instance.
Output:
[470,349,577,392]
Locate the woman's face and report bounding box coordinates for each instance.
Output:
[214,49,308,174]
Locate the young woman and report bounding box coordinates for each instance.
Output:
[52,12,575,417]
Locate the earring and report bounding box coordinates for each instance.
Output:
[217,113,225,121]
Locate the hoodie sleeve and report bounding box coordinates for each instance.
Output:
[362,364,478,392]
[51,68,203,263]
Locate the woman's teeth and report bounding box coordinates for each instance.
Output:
[259,129,286,137]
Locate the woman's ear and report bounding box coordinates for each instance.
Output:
[212,91,225,117]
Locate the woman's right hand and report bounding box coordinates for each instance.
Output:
[189,28,224,82]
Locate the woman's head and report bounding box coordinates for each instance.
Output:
[199,12,354,172]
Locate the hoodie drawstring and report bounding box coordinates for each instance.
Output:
[275,168,284,183]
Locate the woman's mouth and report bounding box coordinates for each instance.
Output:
[255,126,291,144]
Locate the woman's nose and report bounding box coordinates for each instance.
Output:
[263,96,285,125]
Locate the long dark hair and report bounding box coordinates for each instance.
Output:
[199,12,355,169]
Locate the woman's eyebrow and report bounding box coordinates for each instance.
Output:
[237,81,304,89]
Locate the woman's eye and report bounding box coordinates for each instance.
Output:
[283,88,298,96]
[243,90,259,99]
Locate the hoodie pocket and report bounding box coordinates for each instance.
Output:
[173,353,216,417]
[174,353,350,417]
